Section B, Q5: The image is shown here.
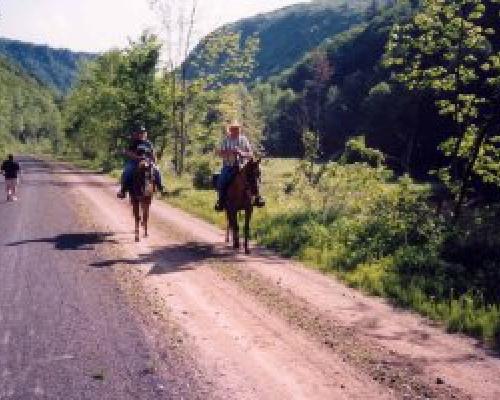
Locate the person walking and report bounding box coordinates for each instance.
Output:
[1,154,21,201]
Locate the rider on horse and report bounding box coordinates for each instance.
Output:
[215,120,265,211]
[117,125,164,199]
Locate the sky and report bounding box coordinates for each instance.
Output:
[0,0,306,56]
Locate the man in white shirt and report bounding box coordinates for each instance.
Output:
[215,120,265,211]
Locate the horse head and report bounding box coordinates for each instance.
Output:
[133,158,154,197]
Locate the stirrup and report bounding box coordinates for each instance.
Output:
[215,201,224,212]
[254,197,266,208]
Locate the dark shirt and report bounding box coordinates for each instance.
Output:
[1,160,20,179]
[128,139,153,158]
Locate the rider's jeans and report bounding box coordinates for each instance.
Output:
[121,160,163,191]
[217,165,236,199]
[121,160,137,190]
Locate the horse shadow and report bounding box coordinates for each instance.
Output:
[7,232,119,251]
[90,241,233,275]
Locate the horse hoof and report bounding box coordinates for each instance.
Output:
[135,237,140,242]
[245,248,251,255]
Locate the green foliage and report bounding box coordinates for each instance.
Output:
[298,129,322,183]
[63,33,163,164]
[192,157,215,189]
[0,38,95,93]
[259,1,425,171]
[189,30,260,87]
[384,0,500,209]
[0,56,63,154]
[340,136,385,167]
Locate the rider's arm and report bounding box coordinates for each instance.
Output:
[237,137,253,158]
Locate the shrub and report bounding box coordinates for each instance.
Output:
[340,136,385,168]
[192,158,215,189]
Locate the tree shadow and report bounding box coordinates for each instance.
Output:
[90,241,233,275]
[7,232,118,251]
[21,180,115,188]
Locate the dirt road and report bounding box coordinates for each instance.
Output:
[1,157,499,399]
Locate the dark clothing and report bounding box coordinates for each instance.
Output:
[121,160,163,193]
[1,160,20,179]
[128,139,153,159]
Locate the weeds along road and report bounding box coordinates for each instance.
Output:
[1,156,500,400]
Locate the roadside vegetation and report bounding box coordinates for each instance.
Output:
[162,152,500,349]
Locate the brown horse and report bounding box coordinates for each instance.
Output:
[224,158,261,254]
[130,159,154,242]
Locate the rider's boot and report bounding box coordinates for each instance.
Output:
[253,195,266,208]
[215,194,225,212]
[117,186,127,199]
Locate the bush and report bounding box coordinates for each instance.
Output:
[192,158,214,189]
[340,136,385,168]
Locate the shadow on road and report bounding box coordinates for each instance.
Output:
[20,180,116,188]
[90,241,233,275]
[7,232,119,251]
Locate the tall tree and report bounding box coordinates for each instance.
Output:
[149,0,198,174]
[384,0,500,216]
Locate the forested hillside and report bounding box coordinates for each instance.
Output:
[260,0,499,186]
[0,38,95,93]
[0,56,63,157]
[186,0,391,82]
[261,2,423,165]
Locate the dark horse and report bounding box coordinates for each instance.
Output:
[130,159,155,242]
[224,158,261,254]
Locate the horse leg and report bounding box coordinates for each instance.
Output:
[244,208,252,255]
[233,211,240,250]
[133,201,140,242]
[143,199,150,238]
[225,216,231,243]
[225,210,233,246]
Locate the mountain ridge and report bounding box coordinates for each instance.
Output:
[0,37,97,93]
[186,0,388,82]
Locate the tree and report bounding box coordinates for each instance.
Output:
[301,129,321,183]
[384,0,500,217]
[149,0,198,175]
[63,34,162,165]
[150,0,261,174]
